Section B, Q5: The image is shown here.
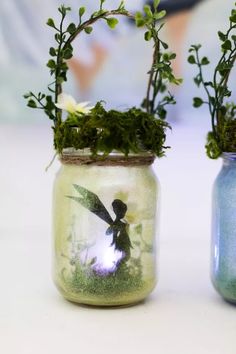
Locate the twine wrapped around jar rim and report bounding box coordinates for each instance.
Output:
[60,152,155,166]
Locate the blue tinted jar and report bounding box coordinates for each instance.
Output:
[211,153,236,303]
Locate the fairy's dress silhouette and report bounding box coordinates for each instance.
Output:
[67,184,132,265]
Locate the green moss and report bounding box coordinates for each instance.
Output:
[206,103,236,158]
[61,259,143,300]
[54,102,170,157]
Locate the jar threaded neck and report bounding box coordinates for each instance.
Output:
[222,152,236,161]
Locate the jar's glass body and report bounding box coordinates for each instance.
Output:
[52,158,159,306]
[211,153,236,303]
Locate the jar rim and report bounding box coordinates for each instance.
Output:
[222,152,236,160]
[60,149,155,167]
[62,148,153,156]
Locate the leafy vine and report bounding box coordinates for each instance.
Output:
[188,5,236,158]
[24,0,181,157]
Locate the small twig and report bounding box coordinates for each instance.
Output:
[45,152,58,172]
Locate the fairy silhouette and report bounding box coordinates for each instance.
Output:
[67,184,132,264]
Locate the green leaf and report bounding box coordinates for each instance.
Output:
[92,10,107,18]
[144,31,152,41]
[63,48,73,60]
[38,93,45,99]
[218,31,226,41]
[157,107,167,119]
[169,53,177,60]
[47,59,56,69]
[205,132,221,159]
[210,96,216,105]
[79,7,86,18]
[118,0,125,9]
[222,40,232,51]
[47,18,56,28]
[67,23,77,34]
[100,0,106,8]
[154,10,166,20]
[160,84,167,93]
[106,18,119,29]
[84,26,93,34]
[201,57,210,65]
[219,105,227,116]
[161,40,168,49]
[188,55,196,64]
[153,0,161,10]
[46,95,54,105]
[135,12,146,27]
[58,72,67,83]
[60,62,68,71]
[23,92,32,99]
[162,53,169,62]
[49,47,57,57]
[162,53,176,62]
[204,81,214,87]
[173,78,183,85]
[231,9,236,16]
[189,44,202,52]
[58,5,71,16]
[144,5,153,18]
[230,13,236,23]
[27,100,37,108]
[57,76,65,84]
[54,33,60,43]
[193,97,204,108]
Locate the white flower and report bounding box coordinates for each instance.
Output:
[55,93,94,114]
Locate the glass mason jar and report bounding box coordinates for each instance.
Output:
[211,153,236,303]
[52,150,159,306]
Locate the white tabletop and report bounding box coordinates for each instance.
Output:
[0,121,235,354]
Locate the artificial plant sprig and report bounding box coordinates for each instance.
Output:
[135,0,182,119]
[24,1,181,158]
[24,1,131,128]
[188,5,236,158]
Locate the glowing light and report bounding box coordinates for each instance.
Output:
[103,247,123,269]
[92,246,124,276]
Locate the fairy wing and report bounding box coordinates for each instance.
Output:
[67,184,113,225]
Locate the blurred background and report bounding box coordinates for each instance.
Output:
[1,0,235,123]
[1,1,236,353]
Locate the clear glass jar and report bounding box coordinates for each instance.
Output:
[52,151,159,306]
[211,153,236,303]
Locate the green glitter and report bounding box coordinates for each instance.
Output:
[64,261,143,298]
[57,251,155,306]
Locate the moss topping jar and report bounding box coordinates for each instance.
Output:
[52,150,160,306]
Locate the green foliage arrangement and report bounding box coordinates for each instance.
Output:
[24,0,182,158]
[54,102,169,156]
[188,4,236,159]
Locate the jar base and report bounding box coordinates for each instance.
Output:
[65,296,146,308]
[222,296,236,306]
[55,280,156,307]
[212,278,236,304]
